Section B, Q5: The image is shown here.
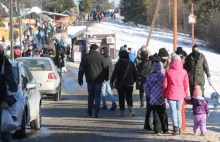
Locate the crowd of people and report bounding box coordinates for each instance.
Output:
[78,43,211,136]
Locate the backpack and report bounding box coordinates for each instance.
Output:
[138,59,152,82]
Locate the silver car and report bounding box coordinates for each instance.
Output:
[11,61,41,138]
[16,57,61,101]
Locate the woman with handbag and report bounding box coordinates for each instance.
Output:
[110,50,137,117]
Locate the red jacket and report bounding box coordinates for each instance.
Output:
[163,60,189,100]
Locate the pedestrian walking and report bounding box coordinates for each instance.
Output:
[135,50,152,108]
[163,59,189,135]
[78,44,109,118]
[185,85,209,136]
[127,48,136,63]
[144,61,168,134]
[172,51,188,132]
[134,45,149,107]
[184,45,211,97]
[110,50,137,117]
[0,44,18,142]
[100,47,117,111]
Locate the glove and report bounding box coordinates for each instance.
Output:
[78,79,83,86]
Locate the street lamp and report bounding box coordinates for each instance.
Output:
[173,0,178,51]
[9,0,14,60]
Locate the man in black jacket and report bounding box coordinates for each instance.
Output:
[78,44,109,118]
[100,47,117,111]
[0,44,18,141]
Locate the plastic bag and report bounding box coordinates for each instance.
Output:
[1,110,16,132]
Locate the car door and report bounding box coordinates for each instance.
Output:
[24,65,39,121]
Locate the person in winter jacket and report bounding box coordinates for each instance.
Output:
[184,45,211,97]
[127,48,136,63]
[135,51,152,107]
[134,45,149,107]
[185,85,209,136]
[175,47,187,63]
[78,44,109,118]
[100,47,117,111]
[158,48,170,70]
[171,52,188,133]
[118,44,127,56]
[110,50,137,117]
[144,61,168,134]
[163,59,189,135]
[0,44,18,141]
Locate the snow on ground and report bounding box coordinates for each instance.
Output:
[87,19,220,106]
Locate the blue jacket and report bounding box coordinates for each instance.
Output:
[129,53,136,63]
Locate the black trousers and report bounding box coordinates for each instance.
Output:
[144,103,152,127]
[117,86,133,111]
[190,84,204,97]
[139,90,144,105]
[152,104,168,133]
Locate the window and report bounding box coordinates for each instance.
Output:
[17,59,52,71]
[20,65,30,90]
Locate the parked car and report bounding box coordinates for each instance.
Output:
[6,45,22,59]
[10,61,41,138]
[16,57,61,101]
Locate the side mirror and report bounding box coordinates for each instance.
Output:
[26,82,36,89]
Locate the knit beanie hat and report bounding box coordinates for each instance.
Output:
[119,50,129,60]
[176,47,184,55]
[171,52,181,62]
[158,48,169,58]
[193,85,203,98]
[151,61,165,74]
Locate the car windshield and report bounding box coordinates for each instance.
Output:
[12,67,19,84]
[17,59,52,71]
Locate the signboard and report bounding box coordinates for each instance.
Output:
[189,14,196,24]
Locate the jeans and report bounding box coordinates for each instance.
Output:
[194,114,207,133]
[101,81,116,107]
[117,86,133,111]
[168,99,183,128]
[87,82,102,116]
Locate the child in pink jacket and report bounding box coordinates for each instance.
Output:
[163,59,189,135]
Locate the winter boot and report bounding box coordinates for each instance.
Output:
[110,103,117,111]
[179,128,182,135]
[101,106,107,110]
[118,110,124,117]
[172,126,178,135]
[128,106,135,117]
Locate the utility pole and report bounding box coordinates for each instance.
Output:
[10,0,14,60]
[191,3,195,46]
[40,0,42,24]
[173,0,178,51]
[146,0,161,48]
[18,0,22,50]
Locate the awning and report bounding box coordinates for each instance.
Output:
[67,26,86,39]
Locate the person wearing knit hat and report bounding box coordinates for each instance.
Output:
[78,44,109,118]
[171,52,181,62]
[144,61,168,134]
[176,47,187,63]
[158,48,170,70]
[185,85,209,136]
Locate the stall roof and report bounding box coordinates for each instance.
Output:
[68,26,86,39]
[42,11,69,17]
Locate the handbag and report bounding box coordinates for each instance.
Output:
[114,61,130,89]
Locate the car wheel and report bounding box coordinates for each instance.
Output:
[30,105,41,130]
[53,83,61,101]
[15,110,26,139]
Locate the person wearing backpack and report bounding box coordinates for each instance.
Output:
[0,44,18,141]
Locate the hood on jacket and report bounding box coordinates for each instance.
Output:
[149,53,161,61]
[137,45,147,59]
[169,59,183,70]
[100,47,108,57]
[171,52,181,62]
[140,51,148,61]
[151,61,164,74]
